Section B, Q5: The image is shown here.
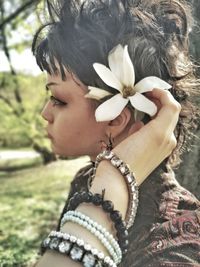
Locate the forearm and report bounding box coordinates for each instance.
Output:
[36,161,128,267]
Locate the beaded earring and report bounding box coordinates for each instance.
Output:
[99,134,114,152]
[89,134,114,188]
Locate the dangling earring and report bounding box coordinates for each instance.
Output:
[99,134,114,151]
[107,133,114,151]
[89,135,114,189]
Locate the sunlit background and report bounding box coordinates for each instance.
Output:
[0,0,199,266]
[0,48,40,75]
[0,1,88,266]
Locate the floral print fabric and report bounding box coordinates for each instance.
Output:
[57,164,200,267]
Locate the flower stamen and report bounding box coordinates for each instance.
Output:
[123,86,135,98]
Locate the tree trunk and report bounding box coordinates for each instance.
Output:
[176,1,200,198]
[175,132,200,198]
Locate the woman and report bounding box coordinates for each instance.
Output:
[32,0,200,266]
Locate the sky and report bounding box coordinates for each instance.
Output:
[0,4,42,76]
[0,48,41,76]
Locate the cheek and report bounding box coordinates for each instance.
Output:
[84,120,107,143]
[54,107,106,144]
[73,118,106,148]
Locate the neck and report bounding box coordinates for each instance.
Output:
[90,155,97,162]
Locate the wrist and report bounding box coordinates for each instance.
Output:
[113,137,153,185]
[90,160,129,219]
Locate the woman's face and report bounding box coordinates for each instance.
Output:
[41,71,108,159]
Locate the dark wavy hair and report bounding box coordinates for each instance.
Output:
[32,0,199,167]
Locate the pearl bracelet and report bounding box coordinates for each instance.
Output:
[60,210,122,264]
[66,191,129,254]
[91,150,139,229]
[42,230,117,267]
[61,210,122,258]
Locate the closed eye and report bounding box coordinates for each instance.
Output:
[50,95,67,106]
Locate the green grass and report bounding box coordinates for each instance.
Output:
[0,148,36,152]
[0,157,89,267]
[0,157,43,172]
[0,148,43,172]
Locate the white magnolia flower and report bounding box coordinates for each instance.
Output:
[85,44,172,122]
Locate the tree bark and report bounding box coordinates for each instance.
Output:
[0,0,40,30]
[176,134,200,198]
[176,1,200,198]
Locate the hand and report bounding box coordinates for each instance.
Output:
[91,88,181,218]
[113,88,181,184]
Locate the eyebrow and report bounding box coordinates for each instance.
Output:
[45,82,59,91]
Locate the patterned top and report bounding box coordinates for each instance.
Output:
[57,163,200,267]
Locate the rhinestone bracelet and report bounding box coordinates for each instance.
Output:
[42,231,117,267]
[60,210,122,264]
[91,150,139,229]
[66,191,129,255]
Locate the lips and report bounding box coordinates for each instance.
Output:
[46,129,53,140]
[47,132,53,139]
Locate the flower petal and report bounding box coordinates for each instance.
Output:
[95,94,128,122]
[108,44,124,83]
[134,76,172,93]
[129,92,157,116]
[85,86,112,100]
[93,63,122,91]
[122,45,135,87]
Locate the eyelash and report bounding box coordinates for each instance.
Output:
[50,95,67,106]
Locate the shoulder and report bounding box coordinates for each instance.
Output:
[122,167,200,266]
[56,163,93,230]
[70,163,93,193]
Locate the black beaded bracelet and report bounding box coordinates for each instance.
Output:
[65,191,129,254]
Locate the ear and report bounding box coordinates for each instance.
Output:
[105,107,132,139]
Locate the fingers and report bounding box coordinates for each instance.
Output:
[140,89,181,150]
[145,92,162,111]
[147,88,181,130]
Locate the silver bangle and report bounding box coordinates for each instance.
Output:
[91,150,139,229]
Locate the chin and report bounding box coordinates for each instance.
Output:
[51,142,96,158]
[51,145,65,157]
[51,146,84,158]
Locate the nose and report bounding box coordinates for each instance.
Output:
[41,101,54,123]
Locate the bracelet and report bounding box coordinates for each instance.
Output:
[60,214,119,264]
[42,231,117,267]
[92,150,139,229]
[61,210,122,257]
[60,210,122,264]
[66,191,129,255]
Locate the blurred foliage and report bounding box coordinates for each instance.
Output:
[0,0,42,44]
[0,0,56,163]
[0,72,48,149]
[0,157,88,267]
